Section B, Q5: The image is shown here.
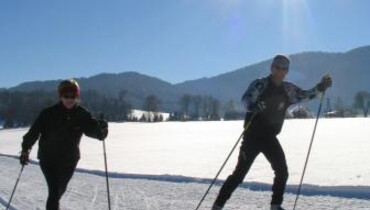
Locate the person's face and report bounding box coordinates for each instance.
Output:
[271,65,289,83]
[61,94,78,109]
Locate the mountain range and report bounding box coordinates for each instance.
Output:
[7,45,370,111]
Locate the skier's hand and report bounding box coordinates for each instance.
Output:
[97,119,108,141]
[317,75,332,92]
[20,150,30,165]
[255,101,266,113]
[98,119,108,130]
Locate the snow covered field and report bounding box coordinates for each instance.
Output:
[1,118,369,186]
[0,118,370,209]
[1,155,370,210]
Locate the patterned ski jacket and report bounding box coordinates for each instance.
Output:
[241,75,321,136]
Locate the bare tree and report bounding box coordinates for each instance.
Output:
[209,98,221,120]
[201,96,212,119]
[354,91,370,117]
[334,97,344,111]
[192,95,202,120]
[224,99,244,120]
[144,94,160,112]
[179,94,192,119]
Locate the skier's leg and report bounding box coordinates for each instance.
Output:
[262,137,288,206]
[214,140,260,207]
[57,163,77,198]
[40,162,60,210]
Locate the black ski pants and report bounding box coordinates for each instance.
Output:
[40,161,77,210]
[214,134,288,207]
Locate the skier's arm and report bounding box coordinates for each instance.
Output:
[22,110,45,152]
[241,79,264,112]
[81,110,108,140]
[285,82,320,104]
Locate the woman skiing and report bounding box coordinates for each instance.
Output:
[19,79,108,210]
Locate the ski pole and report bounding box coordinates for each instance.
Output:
[195,112,257,210]
[100,114,112,210]
[6,165,25,210]
[293,91,326,210]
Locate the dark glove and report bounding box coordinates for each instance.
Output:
[20,150,30,165]
[244,103,261,130]
[97,119,108,141]
[255,101,266,113]
[317,75,332,92]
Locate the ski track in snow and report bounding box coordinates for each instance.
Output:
[0,155,369,210]
[1,153,370,201]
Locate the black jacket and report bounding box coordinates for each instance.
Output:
[22,102,104,164]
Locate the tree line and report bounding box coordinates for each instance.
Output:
[168,94,244,121]
[0,90,132,128]
[1,89,369,128]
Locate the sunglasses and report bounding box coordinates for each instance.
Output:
[62,95,77,99]
[274,65,289,71]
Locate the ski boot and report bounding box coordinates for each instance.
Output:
[271,205,285,210]
[211,204,223,210]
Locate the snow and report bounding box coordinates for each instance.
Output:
[1,155,369,210]
[1,118,369,186]
[0,118,370,209]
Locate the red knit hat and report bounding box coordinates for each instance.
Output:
[58,79,80,97]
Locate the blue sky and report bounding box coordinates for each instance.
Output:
[0,0,369,87]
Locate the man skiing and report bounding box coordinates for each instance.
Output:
[19,79,109,210]
[212,55,332,210]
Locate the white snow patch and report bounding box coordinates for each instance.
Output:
[129,109,170,121]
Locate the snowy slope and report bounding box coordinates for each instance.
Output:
[1,119,370,187]
[1,155,369,210]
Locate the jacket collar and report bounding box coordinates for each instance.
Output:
[57,101,78,112]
